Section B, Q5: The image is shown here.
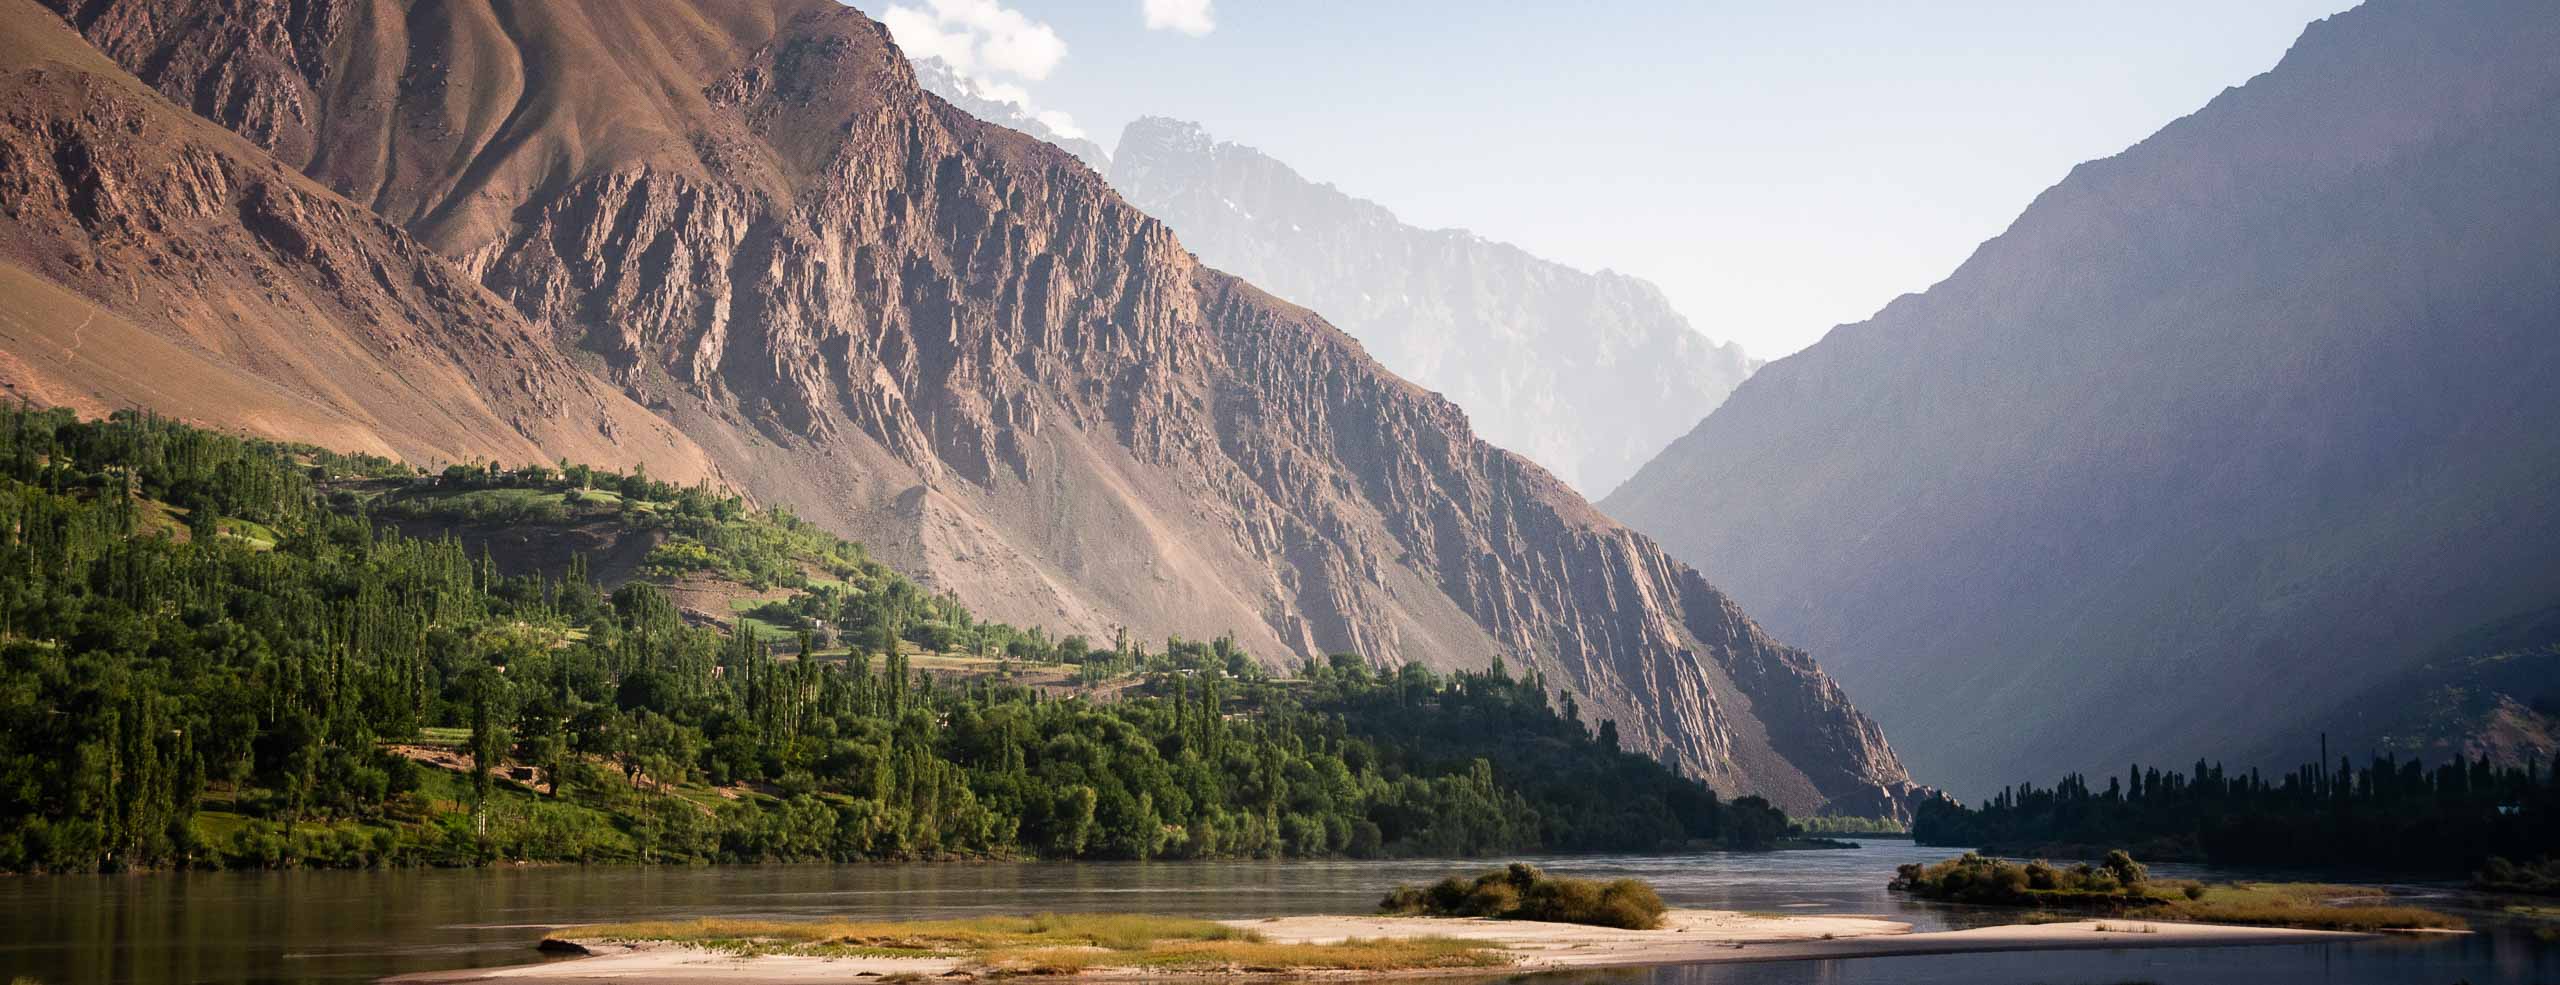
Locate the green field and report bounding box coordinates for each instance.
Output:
[214,517,280,549]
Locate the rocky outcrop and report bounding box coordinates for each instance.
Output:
[1111,118,1756,498]
[1605,0,2560,796]
[9,0,1921,815]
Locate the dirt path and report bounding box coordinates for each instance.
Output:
[61,309,95,359]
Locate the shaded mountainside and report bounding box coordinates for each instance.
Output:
[0,0,1916,813]
[1604,0,2560,796]
[2301,602,2560,772]
[1111,118,1756,499]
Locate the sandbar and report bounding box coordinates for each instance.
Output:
[391,909,2374,982]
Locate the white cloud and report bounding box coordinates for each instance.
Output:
[880,6,975,70]
[1142,0,1215,36]
[878,3,1088,147]
[1033,109,1087,141]
[880,0,1067,80]
[969,78,1033,110]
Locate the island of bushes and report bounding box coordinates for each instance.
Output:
[1379,863,1668,929]
[1890,851,2459,931]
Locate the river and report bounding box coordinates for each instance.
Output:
[1,840,2551,984]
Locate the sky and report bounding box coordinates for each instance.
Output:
[872,0,2360,359]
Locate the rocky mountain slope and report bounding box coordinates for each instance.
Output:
[1604,0,2560,795]
[1112,118,1756,498]
[2292,602,2560,773]
[0,5,716,478]
[0,0,1919,814]
[908,56,1111,174]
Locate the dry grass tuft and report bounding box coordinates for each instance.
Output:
[572,913,1255,957]
[982,936,1507,974]
[2155,882,2463,932]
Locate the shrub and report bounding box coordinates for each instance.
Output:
[2102,849,2149,887]
[1380,864,1666,930]
[1460,880,1519,917]
[2476,856,2560,896]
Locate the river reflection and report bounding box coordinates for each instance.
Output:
[0,840,2548,984]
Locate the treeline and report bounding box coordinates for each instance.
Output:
[1914,751,2560,872]
[0,407,1776,873]
[1301,653,1794,851]
[1795,814,1907,836]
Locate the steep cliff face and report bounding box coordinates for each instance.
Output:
[13,0,1918,814]
[1605,0,2560,795]
[1112,118,1756,499]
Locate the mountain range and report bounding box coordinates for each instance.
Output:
[0,0,1920,816]
[1109,117,1757,499]
[1604,0,2560,795]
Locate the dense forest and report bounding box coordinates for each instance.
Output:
[1913,751,2560,873]
[0,407,1787,873]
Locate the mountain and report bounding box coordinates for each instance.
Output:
[908,56,1111,174]
[0,0,1918,815]
[2304,603,2560,772]
[1603,0,2560,796]
[1111,118,1757,499]
[0,3,717,479]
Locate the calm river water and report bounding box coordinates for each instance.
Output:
[1,840,2551,984]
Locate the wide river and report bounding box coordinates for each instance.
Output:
[1,840,2551,984]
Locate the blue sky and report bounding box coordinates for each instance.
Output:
[875,1,2359,358]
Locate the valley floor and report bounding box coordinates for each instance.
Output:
[391,909,2370,982]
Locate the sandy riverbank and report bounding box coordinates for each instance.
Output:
[390,907,2376,982]
[1241,909,2366,970]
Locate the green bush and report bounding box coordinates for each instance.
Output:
[1890,851,2150,907]
[1461,880,1520,917]
[2476,856,2560,895]
[1381,863,1667,929]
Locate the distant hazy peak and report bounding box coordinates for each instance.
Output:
[1116,117,1555,260]
[1120,115,1214,157]
[1110,115,1755,497]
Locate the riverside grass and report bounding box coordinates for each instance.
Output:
[2160,882,2462,932]
[565,914,1508,973]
